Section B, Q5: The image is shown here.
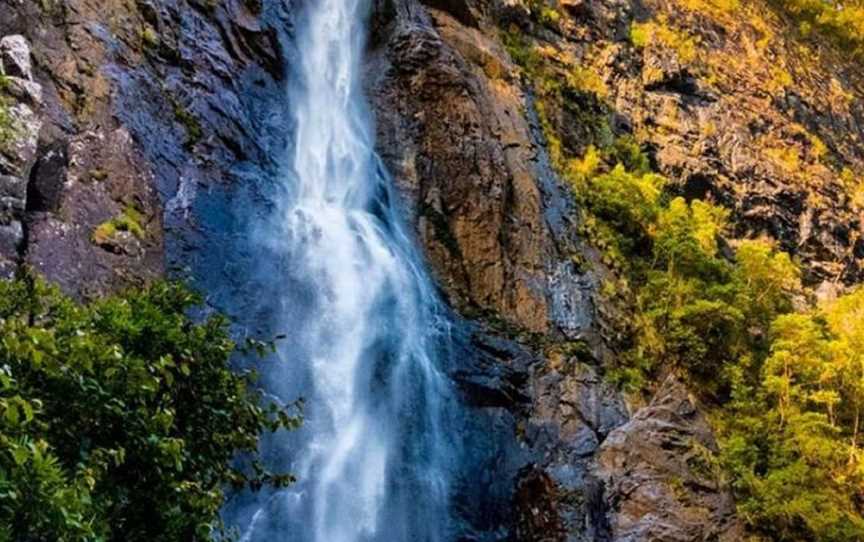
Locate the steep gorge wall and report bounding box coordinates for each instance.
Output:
[363,0,745,539]
[1,0,863,540]
[365,0,864,539]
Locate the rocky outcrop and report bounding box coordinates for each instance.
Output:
[597,376,743,541]
[0,0,291,298]
[1,35,33,80]
[518,360,628,541]
[0,35,42,277]
[544,0,864,288]
[368,0,603,342]
[0,2,165,295]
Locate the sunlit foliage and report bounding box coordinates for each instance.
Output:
[774,0,864,57]
[719,290,864,541]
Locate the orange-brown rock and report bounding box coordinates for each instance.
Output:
[369,1,600,338]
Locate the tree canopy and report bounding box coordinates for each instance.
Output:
[0,276,298,542]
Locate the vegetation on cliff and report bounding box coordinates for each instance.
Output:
[0,276,298,542]
[0,76,13,145]
[775,0,864,57]
[721,291,864,540]
[505,3,864,538]
[579,106,864,542]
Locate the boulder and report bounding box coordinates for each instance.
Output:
[597,376,743,542]
[0,35,33,81]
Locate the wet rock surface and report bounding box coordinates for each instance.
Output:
[0,0,293,297]
[4,0,863,540]
[368,0,600,341]
[366,3,636,537]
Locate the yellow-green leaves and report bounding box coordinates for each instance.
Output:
[733,239,800,327]
[91,206,146,245]
[775,0,864,58]
[630,17,700,63]
[720,289,864,541]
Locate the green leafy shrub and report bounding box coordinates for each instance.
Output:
[0,275,298,541]
[92,206,146,245]
[571,160,665,255]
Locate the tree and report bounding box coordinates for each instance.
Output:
[732,239,800,332]
[719,290,864,541]
[0,276,298,542]
[823,289,864,457]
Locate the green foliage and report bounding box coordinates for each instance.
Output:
[841,167,864,209]
[635,199,744,387]
[718,292,864,541]
[501,30,543,79]
[141,25,159,49]
[731,239,799,328]
[772,0,864,57]
[0,77,14,147]
[538,7,560,28]
[629,17,700,63]
[507,19,864,538]
[0,275,298,541]
[605,135,653,175]
[569,158,665,257]
[524,0,561,29]
[629,22,650,48]
[92,206,146,245]
[573,135,861,540]
[566,65,608,98]
[579,144,861,539]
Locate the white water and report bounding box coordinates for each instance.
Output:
[228,0,457,540]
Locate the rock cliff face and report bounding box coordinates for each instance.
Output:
[365,0,745,539]
[0,0,290,298]
[366,0,864,539]
[597,376,741,542]
[2,0,863,540]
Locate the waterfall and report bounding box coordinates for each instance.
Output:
[225,0,458,540]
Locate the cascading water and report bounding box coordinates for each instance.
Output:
[225,0,459,540]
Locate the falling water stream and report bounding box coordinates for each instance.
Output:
[227,0,458,540]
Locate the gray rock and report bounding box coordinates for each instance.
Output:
[0,35,33,81]
[0,257,16,279]
[0,102,41,181]
[93,230,143,257]
[597,375,743,542]
[1,77,43,106]
[0,218,23,278]
[0,174,27,212]
[0,220,23,255]
[549,261,596,339]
